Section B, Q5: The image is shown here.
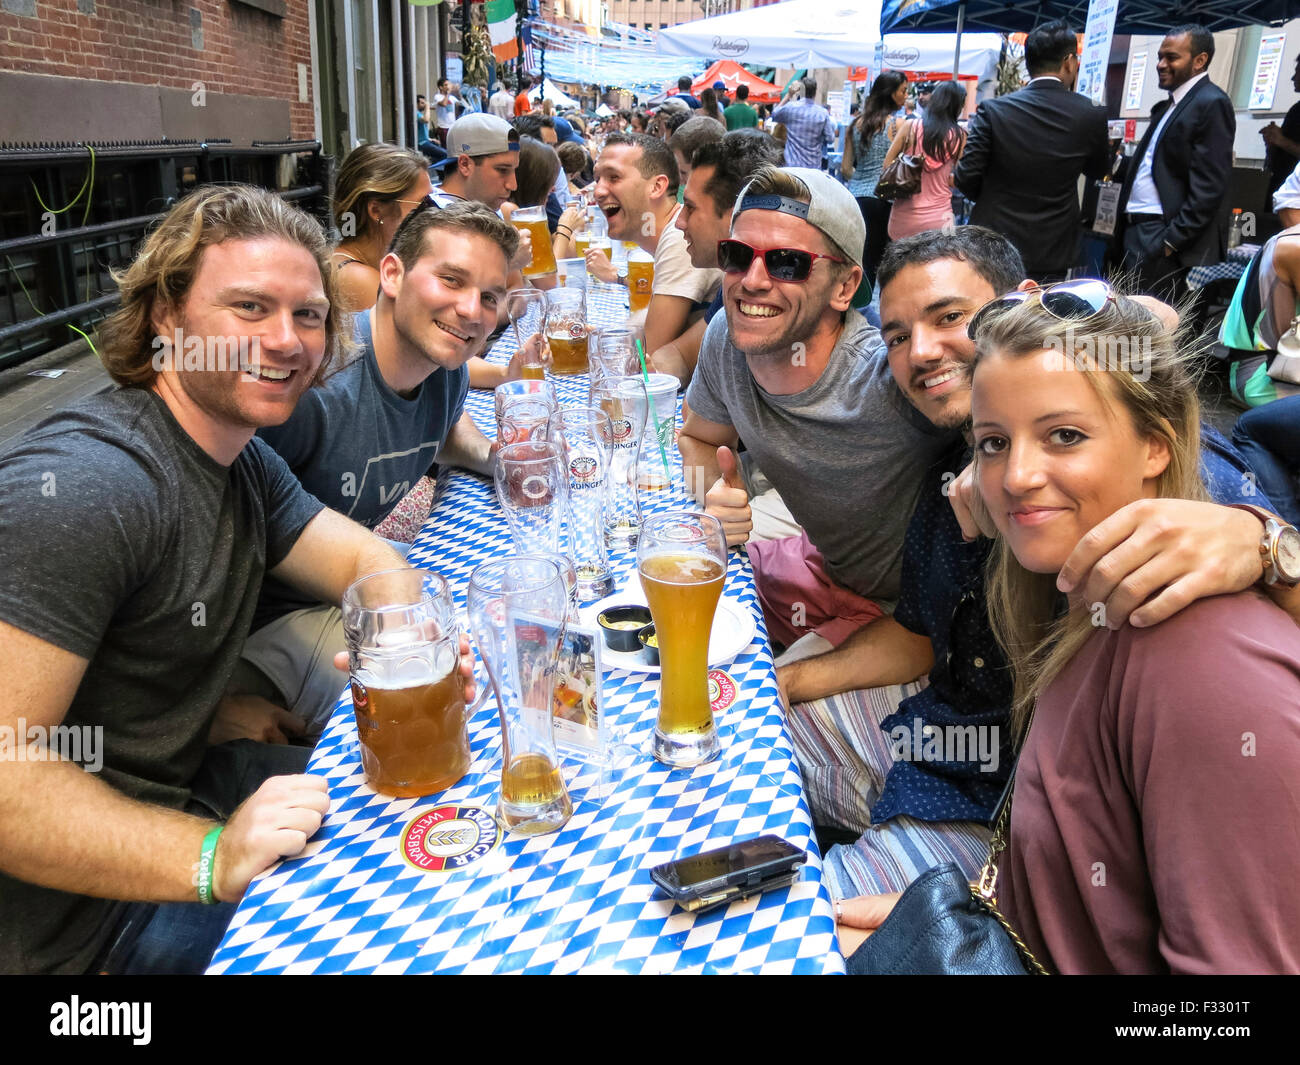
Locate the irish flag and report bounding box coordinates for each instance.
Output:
[486,0,518,62]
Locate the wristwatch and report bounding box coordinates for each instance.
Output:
[616,268,628,287]
[1230,504,1300,585]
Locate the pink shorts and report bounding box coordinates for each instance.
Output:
[747,530,886,649]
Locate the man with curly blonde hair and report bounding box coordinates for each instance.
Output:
[0,185,458,974]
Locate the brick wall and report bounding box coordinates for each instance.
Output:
[0,0,314,142]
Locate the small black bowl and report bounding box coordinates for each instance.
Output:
[597,605,653,652]
[638,623,660,666]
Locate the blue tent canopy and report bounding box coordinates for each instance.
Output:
[881,0,1300,34]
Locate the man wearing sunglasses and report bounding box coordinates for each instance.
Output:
[776,227,1300,907]
[680,165,954,662]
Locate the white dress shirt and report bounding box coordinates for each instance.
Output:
[1126,72,1209,216]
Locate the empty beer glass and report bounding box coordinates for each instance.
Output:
[467,556,573,834]
[591,376,647,550]
[343,569,473,797]
[494,440,571,555]
[506,288,549,380]
[554,406,614,601]
[637,513,728,767]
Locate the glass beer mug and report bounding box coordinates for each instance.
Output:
[343,569,477,797]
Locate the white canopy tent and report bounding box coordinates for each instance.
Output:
[656,0,1002,78]
[527,79,580,109]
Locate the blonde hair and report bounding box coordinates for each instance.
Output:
[333,143,428,242]
[972,293,1209,737]
[97,184,347,388]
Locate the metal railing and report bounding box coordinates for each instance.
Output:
[0,139,331,371]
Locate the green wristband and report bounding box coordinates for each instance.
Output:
[197,825,223,905]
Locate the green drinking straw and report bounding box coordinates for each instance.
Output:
[635,339,674,486]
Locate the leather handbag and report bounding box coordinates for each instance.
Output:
[844,778,1050,976]
[874,121,922,201]
[1268,314,1300,385]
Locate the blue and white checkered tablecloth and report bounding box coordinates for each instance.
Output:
[207,283,845,974]
[1186,243,1261,291]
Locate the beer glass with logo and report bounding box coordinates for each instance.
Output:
[554,406,614,601]
[496,396,553,446]
[545,286,589,375]
[494,378,557,421]
[637,512,727,767]
[627,247,654,313]
[506,288,549,380]
[342,569,474,797]
[494,440,571,555]
[625,373,679,494]
[511,204,557,280]
[467,556,573,834]
[591,376,647,550]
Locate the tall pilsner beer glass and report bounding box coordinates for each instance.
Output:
[637,512,727,767]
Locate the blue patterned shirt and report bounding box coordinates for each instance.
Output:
[772,98,836,169]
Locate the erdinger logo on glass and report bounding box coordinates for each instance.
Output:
[567,321,586,339]
[663,521,705,544]
[570,454,600,488]
[400,804,501,873]
[520,473,551,501]
[611,417,634,447]
[708,670,737,713]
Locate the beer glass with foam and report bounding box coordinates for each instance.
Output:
[511,204,557,279]
[544,286,589,375]
[343,569,476,797]
[626,247,654,313]
[467,556,573,834]
[637,512,728,767]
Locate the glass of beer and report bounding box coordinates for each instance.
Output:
[506,288,549,380]
[545,286,589,375]
[511,205,557,279]
[342,569,478,797]
[467,556,573,835]
[637,512,728,767]
[573,229,592,258]
[626,247,654,313]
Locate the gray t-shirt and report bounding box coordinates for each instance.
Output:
[254,309,468,626]
[686,309,955,605]
[0,388,324,974]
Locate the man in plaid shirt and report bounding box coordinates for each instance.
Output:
[772,77,836,169]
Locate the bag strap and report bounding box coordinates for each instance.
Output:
[971,705,1051,975]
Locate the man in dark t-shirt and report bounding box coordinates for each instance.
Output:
[776,227,1300,906]
[242,201,518,733]
[0,187,465,974]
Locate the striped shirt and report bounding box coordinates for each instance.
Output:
[772,98,836,169]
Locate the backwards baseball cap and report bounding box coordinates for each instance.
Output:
[447,113,519,158]
[732,167,865,271]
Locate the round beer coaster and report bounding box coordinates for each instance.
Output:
[399,804,501,874]
[708,670,738,713]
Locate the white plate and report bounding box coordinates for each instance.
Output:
[579,589,757,674]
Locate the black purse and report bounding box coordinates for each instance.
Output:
[874,121,923,201]
[844,772,1050,975]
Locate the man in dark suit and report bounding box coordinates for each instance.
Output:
[955,20,1108,282]
[1117,24,1235,298]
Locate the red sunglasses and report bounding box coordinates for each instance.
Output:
[717,239,846,282]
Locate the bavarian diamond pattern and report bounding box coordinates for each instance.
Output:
[208,283,844,974]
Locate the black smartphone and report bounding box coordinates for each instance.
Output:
[650,835,807,914]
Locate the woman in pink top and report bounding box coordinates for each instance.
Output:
[881,81,966,241]
[967,288,1300,973]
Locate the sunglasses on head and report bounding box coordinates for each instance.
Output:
[966,279,1118,340]
[716,239,846,283]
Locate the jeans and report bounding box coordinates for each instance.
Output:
[1232,396,1300,525]
[95,739,313,975]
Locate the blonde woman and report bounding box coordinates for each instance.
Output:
[966,290,1300,973]
[331,144,432,312]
